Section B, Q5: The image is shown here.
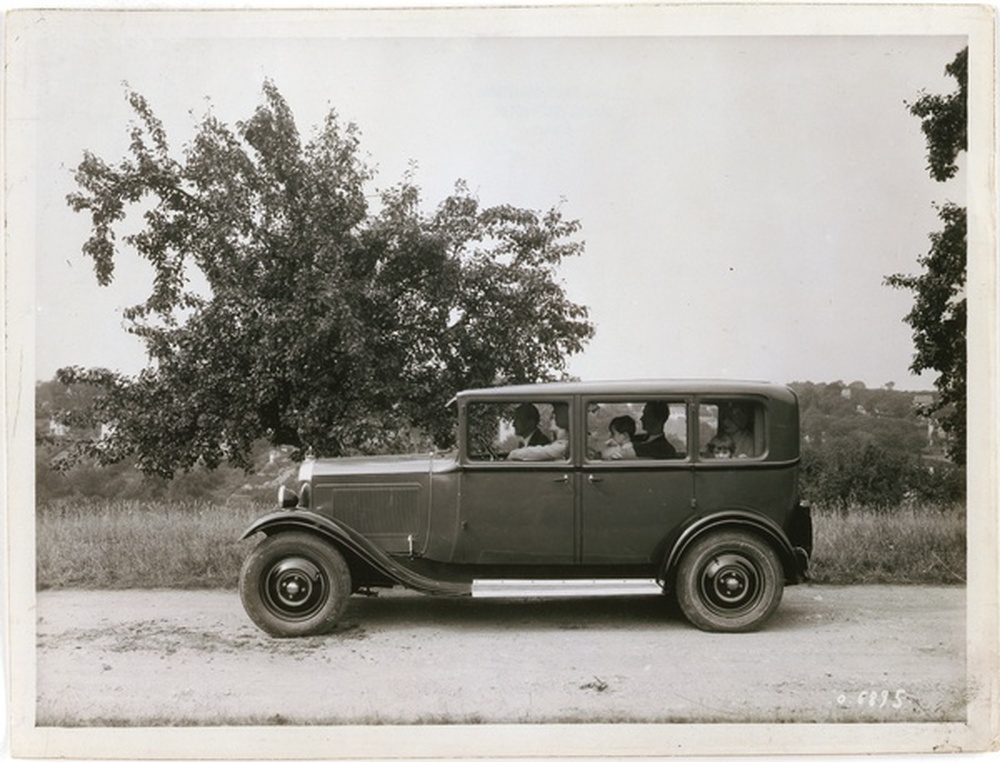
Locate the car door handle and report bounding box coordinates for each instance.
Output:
[588,474,604,483]
[553,475,569,483]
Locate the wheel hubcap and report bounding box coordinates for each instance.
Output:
[700,553,761,613]
[263,556,327,620]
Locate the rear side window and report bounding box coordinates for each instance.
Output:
[698,400,766,459]
[586,400,687,461]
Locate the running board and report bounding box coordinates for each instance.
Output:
[471,578,662,598]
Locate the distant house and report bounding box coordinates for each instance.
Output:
[268,445,295,465]
[47,419,69,438]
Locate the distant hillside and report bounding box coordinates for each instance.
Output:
[790,381,947,460]
[35,377,960,506]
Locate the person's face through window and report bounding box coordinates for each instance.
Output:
[609,427,630,446]
[721,405,749,435]
[513,408,536,438]
[551,405,570,437]
[640,404,663,435]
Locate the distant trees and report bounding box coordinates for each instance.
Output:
[61,81,593,477]
[40,376,963,507]
[35,379,270,503]
[800,440,962,511]
[793,381,963,510]
[886,46,967,465]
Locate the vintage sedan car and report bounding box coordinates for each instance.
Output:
[239,380,812,636]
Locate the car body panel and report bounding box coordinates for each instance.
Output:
[458,465,576,563]
[579,465,694,564]
[245,379,809,595]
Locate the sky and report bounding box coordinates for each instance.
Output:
[10,9,976,391]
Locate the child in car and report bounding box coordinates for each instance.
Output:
[602,415,638,460]
[706,433,735,459]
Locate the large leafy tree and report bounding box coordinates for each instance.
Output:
[60,82,593,476]
[886,47,967,465]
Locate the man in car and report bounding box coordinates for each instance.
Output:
[511,403,552,448]
[634,401,678,459]
[508,403,569,461]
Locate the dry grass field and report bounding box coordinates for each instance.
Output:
[808,503,966,584]
[34,499,966,589]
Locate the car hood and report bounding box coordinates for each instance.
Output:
[299,452,458,480]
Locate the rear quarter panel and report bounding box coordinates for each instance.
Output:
[692,463,798,525]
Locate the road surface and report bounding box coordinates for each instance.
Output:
[35,584,967,726]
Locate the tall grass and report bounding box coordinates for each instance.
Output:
[35,499,967,589]
[36,499,263,589]
[808,502,966,584]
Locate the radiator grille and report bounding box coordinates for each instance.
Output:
[318,484,421,535]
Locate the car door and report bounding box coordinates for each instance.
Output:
[580,398,695,564]
[457,399,575,564]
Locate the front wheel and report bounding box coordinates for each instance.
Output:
[240,531,352,637]
[675,530,783,632]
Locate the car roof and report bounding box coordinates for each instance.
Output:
[453,379,795,402]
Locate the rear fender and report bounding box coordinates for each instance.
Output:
[659,510,806,591]
[241,511,469,596]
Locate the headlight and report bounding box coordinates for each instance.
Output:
[278,485,299,509]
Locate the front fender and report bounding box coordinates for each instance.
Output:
[240,510,337,542]
[659,510,806,591]
[241,511,469,596]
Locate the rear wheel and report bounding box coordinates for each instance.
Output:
[240,531,352,637]
[675,530,783,632]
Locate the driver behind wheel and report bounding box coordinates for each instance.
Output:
[508,403,569,461]
[511,403,551,447]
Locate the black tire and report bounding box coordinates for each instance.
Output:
[240,531,352,637]
[675,530,783,633]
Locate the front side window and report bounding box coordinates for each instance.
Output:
[586,400,687,461]
[466,401,570,462]
[698,400,766,459]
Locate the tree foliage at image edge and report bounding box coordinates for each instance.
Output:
[886,46,967,465]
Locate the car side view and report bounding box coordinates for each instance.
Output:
[239,380,812,636]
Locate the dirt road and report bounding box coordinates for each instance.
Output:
[35,585,967,725]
